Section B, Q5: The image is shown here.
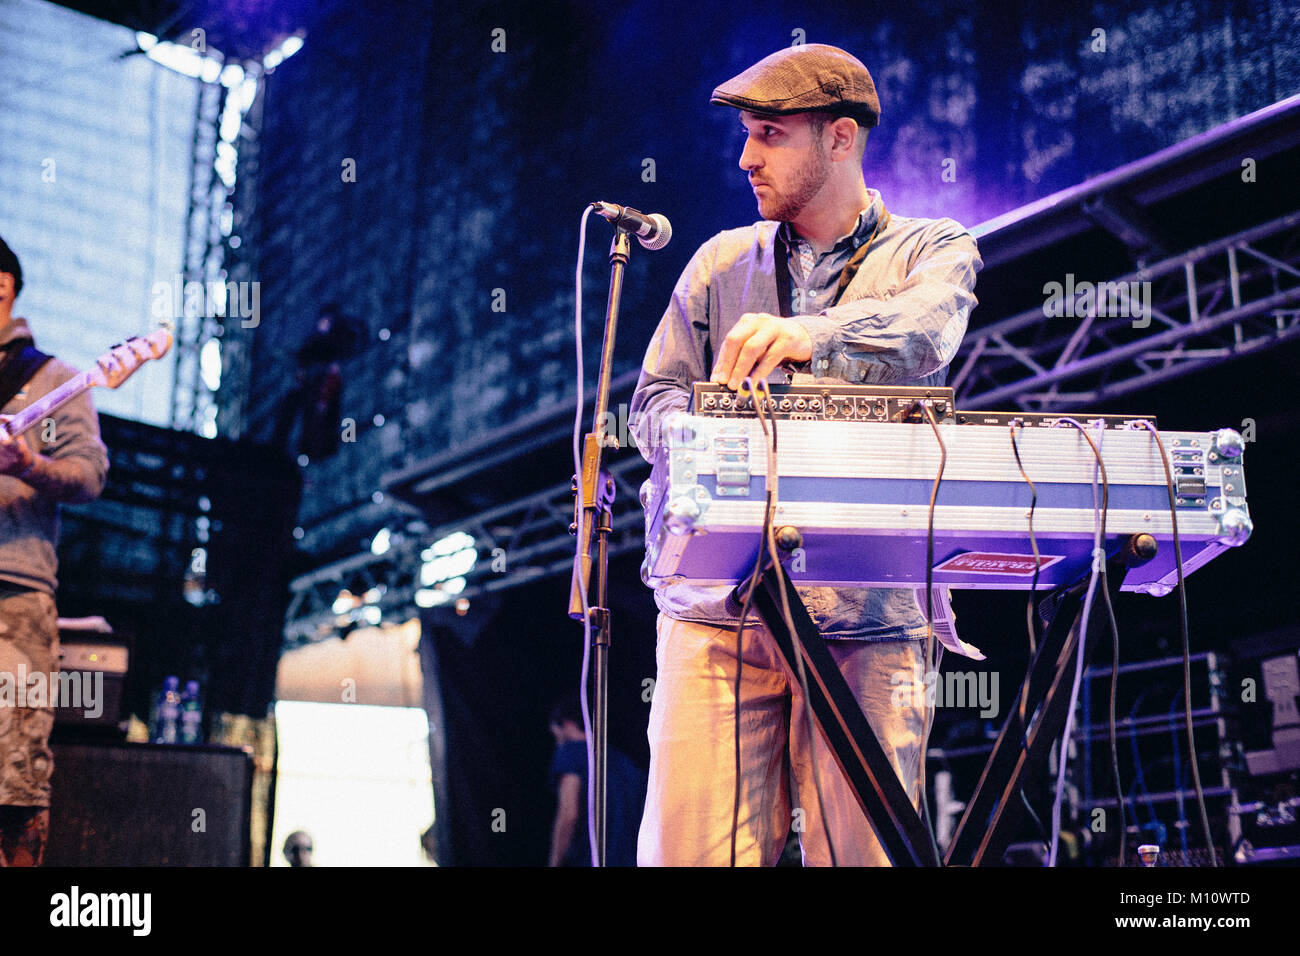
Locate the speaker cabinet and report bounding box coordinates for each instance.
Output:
[46,741,253,866]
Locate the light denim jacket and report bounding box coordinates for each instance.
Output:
[631,190,982,640]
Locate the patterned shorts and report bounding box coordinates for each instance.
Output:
[0,590,58,807]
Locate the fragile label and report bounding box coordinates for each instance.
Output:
[934,552,1063,575]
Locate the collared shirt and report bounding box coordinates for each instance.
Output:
[781,206,877,317]
[631,189,982,639]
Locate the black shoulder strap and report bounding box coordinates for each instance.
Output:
[0,344,54,410]
[774,228,794,318]
[773,207,892,317]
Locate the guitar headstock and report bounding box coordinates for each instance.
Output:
[91,328,174,389]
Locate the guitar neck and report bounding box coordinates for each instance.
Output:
[4,371,95,439]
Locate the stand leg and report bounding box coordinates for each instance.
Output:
[750,564,941,867]
[944,551,1130,866]
[592,505,611,867]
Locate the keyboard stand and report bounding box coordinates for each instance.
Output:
[745,535,1153,867]
[944,544,1144,865]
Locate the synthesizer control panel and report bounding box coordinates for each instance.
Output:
[955,410,1157,430]
[692,383,956,424]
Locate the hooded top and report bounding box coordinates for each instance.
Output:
[0,317,108,594]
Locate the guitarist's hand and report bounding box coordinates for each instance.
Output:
[0,417,36,477]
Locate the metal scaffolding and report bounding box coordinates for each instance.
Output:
[170,74,227,433]
[216,65,266,440]
[952,211,1300,410]
[283,450,649,645]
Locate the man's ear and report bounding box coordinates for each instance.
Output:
[0,273,12,299]
[828,117,861,161]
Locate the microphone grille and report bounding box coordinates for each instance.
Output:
[639,213,672,251]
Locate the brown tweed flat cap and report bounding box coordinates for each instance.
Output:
[710,43,881,128]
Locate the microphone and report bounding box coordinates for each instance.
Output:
[591,201,672,250]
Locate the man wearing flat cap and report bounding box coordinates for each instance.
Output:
[630,44,981,866]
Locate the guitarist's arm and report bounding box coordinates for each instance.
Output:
[0,369,108,504]
[0,440,103,504]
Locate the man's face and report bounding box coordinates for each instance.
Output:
[283,834,313,866]
[738,111,832,223]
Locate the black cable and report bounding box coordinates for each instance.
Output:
[1099,555,1125,866]
[916,400,946,865]
[1057,419,1125,868]
[1139,421,1217,865]
[1009,422,1039,737]
[1019,788,1051,850]
[729,520,767,867]
[752,380,838,866]
[1008,422,1041,661]
[1009,420,1050,856]
[728,380,775,867]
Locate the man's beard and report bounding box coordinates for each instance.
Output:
[758,143,832,222]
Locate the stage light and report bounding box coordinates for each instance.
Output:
[332,589,357,615]
[219,64,244,89]
[200,339,222,392]
[419,531,477,594]
[264,33,305,71]
[429,531,474,556]
[143,40,209,79]
[414,589,445,608]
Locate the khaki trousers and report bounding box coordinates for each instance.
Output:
[0,589,58,808]
[638,613,932,866]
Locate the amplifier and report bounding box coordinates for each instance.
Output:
[642,410,1252,595]
[55,617,127,735]
[46,741,253,866]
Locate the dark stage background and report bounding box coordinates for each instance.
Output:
[39,0,1300,865]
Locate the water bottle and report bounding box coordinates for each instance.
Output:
[180,680,204,745]
[155,676,181,744]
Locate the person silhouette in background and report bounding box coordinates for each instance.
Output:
[272,302,361,460]
[547,694,646,867]
[282,830,314,867]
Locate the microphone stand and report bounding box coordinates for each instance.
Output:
[568,223,633,867]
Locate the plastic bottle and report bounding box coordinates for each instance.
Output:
[180,679,203,745]
[155,676,181,744]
